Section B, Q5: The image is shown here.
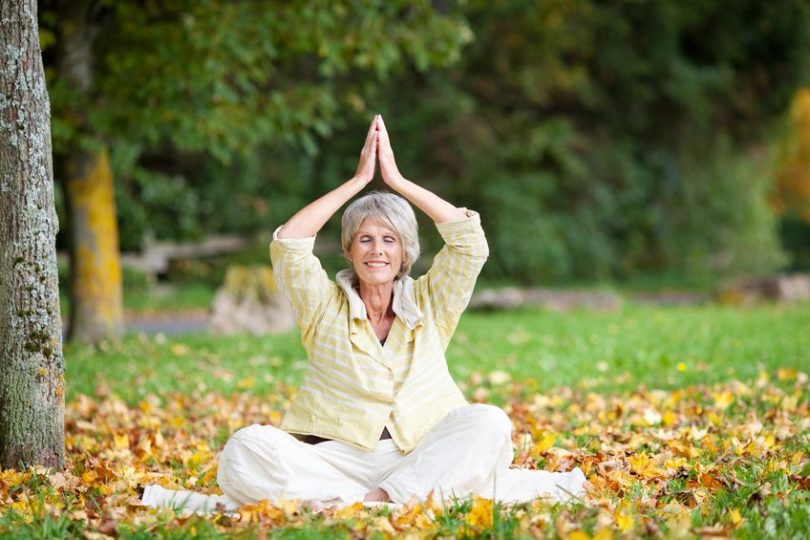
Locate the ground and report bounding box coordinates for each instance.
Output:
[2,303,808,538]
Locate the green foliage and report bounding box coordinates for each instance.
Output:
[43,0,471,156]
[780,216,810,270]
[40,0,471,248]
[452,0,807,280]
[658,141,787,277]
[276,0,807,282]
[40,0,810,281]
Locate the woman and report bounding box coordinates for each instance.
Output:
[142,116,585,512]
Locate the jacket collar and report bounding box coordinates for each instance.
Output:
[335,269,423,329]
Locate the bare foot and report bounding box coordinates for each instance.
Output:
[363,487,391,502]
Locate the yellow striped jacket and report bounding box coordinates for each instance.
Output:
[269,210,488,453]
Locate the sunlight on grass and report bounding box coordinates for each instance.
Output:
[65,302,810,403]
[6,302,807,538]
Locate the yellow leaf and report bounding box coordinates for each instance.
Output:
[1,469,28,486]
[777,368,797,380]
[728,509,742,525]
[35,367,48,376]
[334,501,364,520]
[713,391,734,409]
[707,411,723,426]
[373,516,397,534]
[676,362,687,372]
[628,453,663,479]
[465,497,494,529]
[237,377,256,390]
[530,433,557,457]
[414,512,435,530]
[114,433,130,450]
[170,344,190,356]
[138,399,154,414]
[568,530,590,540]
[188,449,212,467]
[662,410,678,427]
[664,456,687,470]
[593,528,614,540]
[614,511,633,532]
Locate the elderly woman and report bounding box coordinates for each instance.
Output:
[142,116,585,511]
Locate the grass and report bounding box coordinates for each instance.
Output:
[5,301,810,538]
[64,302,810,404]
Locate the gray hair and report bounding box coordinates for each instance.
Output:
[341,191,420,278]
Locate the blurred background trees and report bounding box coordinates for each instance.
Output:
[38,0,810,335]
[40,0,471,341]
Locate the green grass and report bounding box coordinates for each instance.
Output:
[448,302,810,393]
[9,301,809,538]
[121,282,217,313]
[65,302,810,404]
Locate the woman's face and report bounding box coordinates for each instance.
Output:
[347,218,403,287]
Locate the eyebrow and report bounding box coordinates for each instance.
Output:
[354,230,398,238]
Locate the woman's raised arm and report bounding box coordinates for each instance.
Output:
[377,115,468,224]
[277,116,379,239]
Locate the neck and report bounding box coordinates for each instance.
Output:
[358,281,394,323]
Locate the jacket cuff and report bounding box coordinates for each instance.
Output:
[435,210,484,243]
[270,226,317,253]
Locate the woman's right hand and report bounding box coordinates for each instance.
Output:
[353,115,379,185]
[277,116,379,238]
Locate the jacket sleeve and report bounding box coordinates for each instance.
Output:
[269,228,335,340]
[415,210,489,348]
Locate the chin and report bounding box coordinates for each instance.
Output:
[360,276,396,286]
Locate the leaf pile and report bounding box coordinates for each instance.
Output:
[1,369,808,538]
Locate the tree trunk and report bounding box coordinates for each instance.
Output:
[0,0,66,470]
[55,0,124,343]
[65,147,124,343]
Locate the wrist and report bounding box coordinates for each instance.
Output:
[349,175,371,188]
[385,174,409,192]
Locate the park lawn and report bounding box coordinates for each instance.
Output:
[1,302,808,538]
[64,302,810,403]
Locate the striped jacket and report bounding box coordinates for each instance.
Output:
[269,210,488,453]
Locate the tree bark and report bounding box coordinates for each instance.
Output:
[55,0,124,343]
[65,147,124,343]
[0,0,66,470]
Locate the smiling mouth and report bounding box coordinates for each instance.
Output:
[364,261,389,268]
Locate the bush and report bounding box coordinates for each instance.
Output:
[658,140,787,277]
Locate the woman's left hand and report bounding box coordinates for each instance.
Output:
[353,116,380,185]
[377,115,406,190]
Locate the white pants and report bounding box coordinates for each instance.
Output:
[142,404,585,512]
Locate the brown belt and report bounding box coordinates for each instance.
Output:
[299,427,392,445]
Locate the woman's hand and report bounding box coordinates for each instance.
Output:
[353,116,379,185]
[377,115,406,189]
[277,115,380,238]
[374,115,467,223]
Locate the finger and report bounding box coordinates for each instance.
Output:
[369,131,378,156]
[363,115,378,148]
[377,118,389,144]
[371,134,378,172]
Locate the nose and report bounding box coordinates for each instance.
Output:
[370,238,385,254]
